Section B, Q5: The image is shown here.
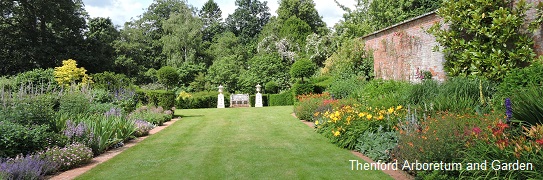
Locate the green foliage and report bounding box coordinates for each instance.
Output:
[497,61,543,99]
[264,81,279,94]
[269,90,295,106]
[276,0,326,34]
[432,77,496,113]
[510,86,543,125]
[226,0,271,43]
[0,121,59,158]
[290,58,316,81]
[0,94,58,126]
[59,91,91,116]
[356,126,398,162]
[206,55,244,92]
[129,106,172,126]
[84,17,119,73]
[357,80,412,108]
[10,68,58,91]
[293,93,330,121]
[327,75,366,99]
[156,66,180,89]
[161,4,203,66]
[428,0,539,81]
[92,71,132,91]
[323,38,373,80]
[175,91,231,109]
[40,143,93,171]
[292,81,315,96]
[239,53,290,92]
[199,0,225,44]
[279,16,312,48]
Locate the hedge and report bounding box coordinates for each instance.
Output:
[176,91,230,109]
[136,89,175,108]
[269,90,294,106]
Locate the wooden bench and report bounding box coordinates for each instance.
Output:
[230,94,250,107]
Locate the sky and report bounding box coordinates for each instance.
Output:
[82,0,356,28]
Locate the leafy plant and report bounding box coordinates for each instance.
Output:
[53,59,92,87]
[290,58,316,81]
[292,81,314,96]
[39,143,93,171]
[510,86,543,126]
[156,66,179,89]
[428,0,540,81]
[356,126,398,162]
[0,121,61,158]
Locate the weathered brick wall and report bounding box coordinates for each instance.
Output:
[363,13,446,82]
[362,0,542,83]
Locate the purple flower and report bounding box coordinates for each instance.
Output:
[0,154,54,179]
[505,98,512,123]
[104,107,122,118]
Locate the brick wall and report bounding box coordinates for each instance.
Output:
[362,0,542,83]
[363,12,446,82]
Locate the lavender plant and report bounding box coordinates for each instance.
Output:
[0,154,55,180]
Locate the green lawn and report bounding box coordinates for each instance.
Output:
[77,106,390,179]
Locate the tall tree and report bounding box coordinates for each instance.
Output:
[276,0,326,34]
[0,0,88,75]
[226,0,271,44]
[199,0,224,43]
[83,17,119,73]
[160,4,203,67]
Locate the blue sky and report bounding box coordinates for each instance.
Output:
[82,0,355,27]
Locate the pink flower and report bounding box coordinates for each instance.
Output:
[472,127,482,135]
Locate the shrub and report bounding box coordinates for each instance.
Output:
[156,66,179,89]
[0,121,58,158]
[327,75,365,99]
[11,68,59,92]
[134,120,155,137]
[175,91,230,109]
[137,89,175,109]
[269,90,294,106]
[92,71,132,91]
[129,106,172,126]
[264,81,279,94]
[111,88,137,113]
[59,91,91,115]
[356,126,398,162]
[510,86,543,125]
[0,93,58,126]
[406,79,439,105]
[293,93,330,121]
[290,58,316,81]
[91,88,113,103]
[357,79,412,108]
[0,154,53,180]
[39,143,93,171]
[53,59,92,87]
[292,81,314,96]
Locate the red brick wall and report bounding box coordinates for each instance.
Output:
[362,0,542,82]
[363,13,446,82]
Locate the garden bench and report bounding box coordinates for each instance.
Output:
[230,94,250,107]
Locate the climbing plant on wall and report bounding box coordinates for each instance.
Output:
[428,0,543,81]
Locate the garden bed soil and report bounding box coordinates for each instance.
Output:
[296,113,413,180]
[48,118,180,180]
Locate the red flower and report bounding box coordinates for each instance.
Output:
[536,139,543,145]
[496,122,509,129]
[472,127,482,135]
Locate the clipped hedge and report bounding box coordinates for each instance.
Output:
[176,91,230,109]
[269,90,294,106]
[136,90,175,109]
[250,94,269,107]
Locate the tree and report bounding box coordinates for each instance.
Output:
[305,33,337,67]
[368,0,442,30]
[239,53,290,92]
[206,55,244,92]
[199,0,224,43]
[156,66,179,89]
[161,4,203,67]
[276,0,326,34]
[83,17,119,73]
[226,0,271,44]
[279,16,312,48]
[428,0,541,81]
[290,58,316,81]
[54,59,92,88]
[0,0,88,75]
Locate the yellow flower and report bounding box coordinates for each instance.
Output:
[366,114,373,120]
[358,112,366,117]
[396,105,403,110]
[315,121,319,125]
[388,107,394,114]
[377,115,384,120]
[333,131,341,137]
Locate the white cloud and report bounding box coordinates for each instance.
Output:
[84,0,152,26]
[84,0,356,27]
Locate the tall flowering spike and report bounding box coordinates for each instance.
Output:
[505,98,513,123]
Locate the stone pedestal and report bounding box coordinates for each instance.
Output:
[255,93,263,107]
[217,94,225,108]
